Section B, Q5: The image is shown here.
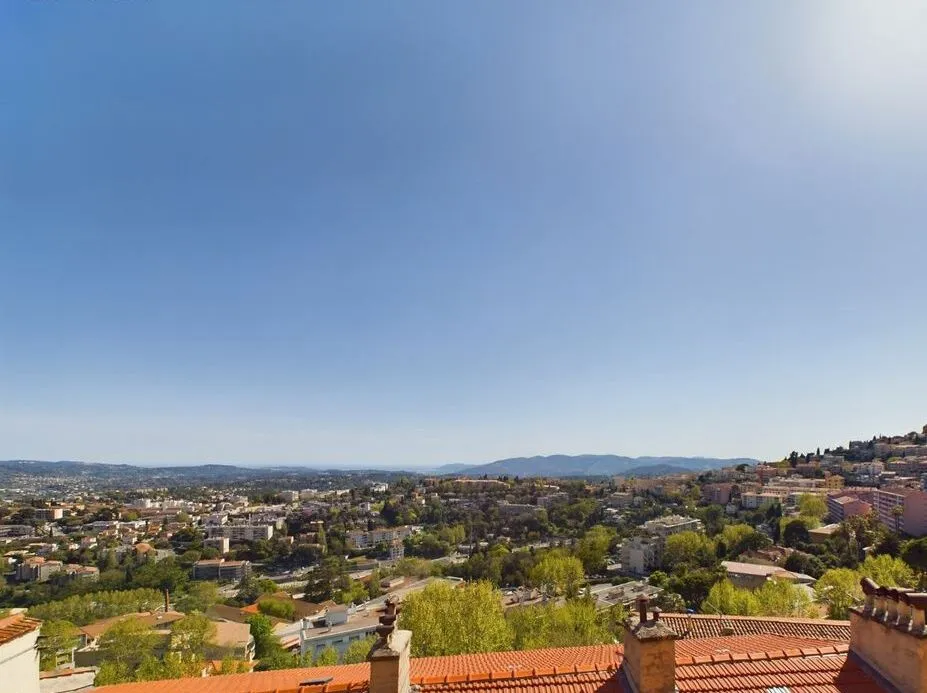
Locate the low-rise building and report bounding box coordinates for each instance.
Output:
[15,557,63,582]
[192,559,251,582]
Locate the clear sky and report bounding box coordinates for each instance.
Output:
[3,3,927,467]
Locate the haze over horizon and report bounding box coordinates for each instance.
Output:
[3,3,927,466]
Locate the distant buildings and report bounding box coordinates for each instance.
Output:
[346,526,414,550]
[872,487,927,536]
[204,536,231,554]
[192,559,252,582]
[206,524,274,542]
[15,557,62,582]
[827,492,873,523]
[825,486,927,536]
[620,515,703,576]
[702,483,733,505]
[536,492,569,508]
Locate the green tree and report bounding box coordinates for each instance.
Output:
[258,598,297,620]
[39,620,79,671]
[575,526,615,575]
[314,646,339,666]
[531,552,584,598]
[701,580,759,616]
[754,578,815,617]
[858,554,916,587]
[901,537,927,576]
[305,557,344,603]
[98,618,160,672]
[398,581,513,657]
[719,524,770,558]
[95,661,132,686]
[342,636,377,664]
[814,568,862,619]
[176,581,220,613]
[249,612,294,671]
[132,557,189,603]
[784,551,826,579]
[797,494,827,522]
[647,570,668,588]
[782,519,811,548]
[170,613,216,661]
[662,532,717,570]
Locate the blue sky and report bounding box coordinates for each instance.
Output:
[3,3,927,466]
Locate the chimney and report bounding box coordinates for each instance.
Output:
[850,577,927,693]
[368,599,411,693]
[621,596,678,693]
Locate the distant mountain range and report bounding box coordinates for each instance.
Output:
[432,454,759,478]
[0,454,759,483]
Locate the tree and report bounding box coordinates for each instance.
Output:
[342,636,377,664]
[814,568,862,619]
[398,581,513,657]
[305,557,344,603]
[662,532,717,571]
[176,581,220,613]
[798,494,827,522]
[784,551,825,579]
[575,526,615,575]
[258,598,297,620]
[39,620,79,671]
[701,580,759,616]
[531,552,584,598]
[720,524,771,559]
[901,537,927,575]
[507,599,618,651]
[236,576,279,605]
[98,618,160,673]
[132,558,188,605]
[700,505,727,537]
[858,554,915,588]
[667,566,726,608]
[652,591,687,613]
[314,646,339,666]
[647,570,668,588]
[782,519,811,548]
[753,578,814,617]
[249,613,287,663]
[171,613,216,661]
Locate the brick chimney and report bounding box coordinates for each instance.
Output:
[621,595,678,693]
[368,599,411,693]
[850,577,927,693]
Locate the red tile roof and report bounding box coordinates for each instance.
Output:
[0,612,42,646]
[94,635,884,693]
[659,613,851,641]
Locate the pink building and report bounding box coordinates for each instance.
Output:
[827,493,872,524]
[873,487,927,537]
[702,483,733,505]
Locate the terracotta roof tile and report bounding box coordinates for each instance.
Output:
[94,634,884,693]
[0,613,42,646]
[659,613,850,641]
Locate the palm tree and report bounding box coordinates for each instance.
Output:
[891,505,904,535]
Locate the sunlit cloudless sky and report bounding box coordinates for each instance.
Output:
[3,2,927,466]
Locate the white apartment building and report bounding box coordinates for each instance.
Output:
[206,524,274,542]
[346,526,414,549]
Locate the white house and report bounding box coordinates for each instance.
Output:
[0,612,42,693]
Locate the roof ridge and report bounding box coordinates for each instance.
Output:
[675,642,850,666]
